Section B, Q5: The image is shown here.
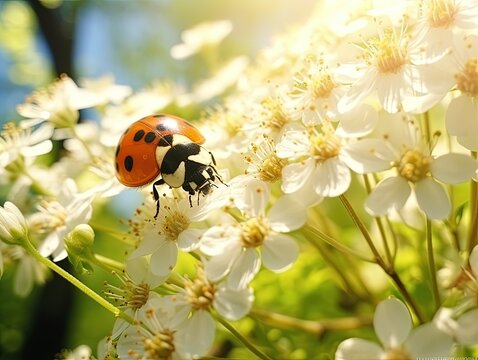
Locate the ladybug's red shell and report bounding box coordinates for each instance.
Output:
[115,114,205,187]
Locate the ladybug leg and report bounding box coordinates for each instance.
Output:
[152,179,165,219]
[209,151,217,166]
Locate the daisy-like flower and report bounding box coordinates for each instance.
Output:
[444,35,478,151]
[17,74,100,129]
[0,122,53,171]
[28,179,94,261]
[105,257,167,339]
[0,242,49,297]
[276,123,355,198]
[200,178,303,289]
[342,113,478,219]
[79,74,132,105]
[335,298,454,360]
[290,59,347,124]
[170,19,233,60]
[163,267,254,356]
[129,195,217,277]
[337,22,430,114]
[117,295,209,360]
[244,137,288,184]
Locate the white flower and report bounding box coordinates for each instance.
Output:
[79,74,132,104]
[337,24,431,114]
[276,124,354,198]
[28,179,94,261]
[0,201,29,246]
[0,243,49,297]
[107,257,167,339]
[444,35,478,151]
[0,122,53,170]
[200,178,302,289]
[434,306,478,347]
[59,345,92,360]
[117,296,208,360]
[170,20,233,60]
[17,74,101,128]
[335,298,454,360]
[129,196,216,277]
[290,60,347,124]
[342,113,478,219]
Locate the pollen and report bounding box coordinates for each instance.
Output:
[367,30,409,74]
[241,216,269,248]
[184,268,217,311]
[310,130,341,162]
[427,0,457,29]
[29,200,67,234]
[311,73,336,99]
[244,139,287,183]
[104,272,151,310]
[142,330,176,360]
[396,149,431,183]
[159,205,190,242]
[260,97,290,131]
[455,57,478,97]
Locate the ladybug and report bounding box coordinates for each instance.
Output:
[115,114,223,218]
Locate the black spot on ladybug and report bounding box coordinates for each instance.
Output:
[115,145,120,158]
[158,134,173,147]
[133,130,145,142]
[124,155,134,172]
[115,162,119,172]
[156,123,168,132]
[144,132,156,143]
[123,126,131,136]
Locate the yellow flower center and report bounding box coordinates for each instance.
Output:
[142,328,176,360]
[245,140,288,183]
[30,200,67,234]
[104,272,151,311]
[311,73,336,99]
[367,31,409,74]
[159,207,190,242]
[261,97,289,131]
[381,346,412,360]
[455,57,478,97]
[241,217,269,248]
[185,269,217,311]
[427,0,457,28]
[310,131,341,162]
[397,149,431,183]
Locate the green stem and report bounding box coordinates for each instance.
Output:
[426,219,440,310]
[250,308,372,336]
[387,270,425,324]
[339,195,387,268]
[467,158,478,254]
[91,254,125,272]
[214,314,273,360]
[22,237,132,321]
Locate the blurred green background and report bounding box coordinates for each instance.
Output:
[0,1,321,359]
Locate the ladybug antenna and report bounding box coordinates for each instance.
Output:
[152,179,165,219]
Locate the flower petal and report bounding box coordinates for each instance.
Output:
[177,228,203,252]
[431,153,478,184]
[415,178,450,219]
[335,338,383,360]
[262,234,299,272]
[458,134,478,152]
[341,139,396,174]
[455,309,478,345]
[281,158,315,194]
[180,311,215,358]
[227,248,261,289]
[405,323,453,358]
[336,104,378,137]
[149,241,178,276]
[373,298,412,348]
[200,225,241,256]
[446,95,478,136]
[470,245,478,278]
[365,177,411,216]
[314,158,351,197]
[203,242,241,281]
[268,195,308,232]
[214,285,254,320]
[338,67,378,113]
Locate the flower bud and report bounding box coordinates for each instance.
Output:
[0,202,29,246]
[65,224,95,257]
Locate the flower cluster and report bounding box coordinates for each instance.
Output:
[1,1,478,359]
